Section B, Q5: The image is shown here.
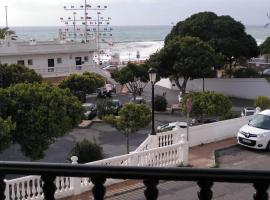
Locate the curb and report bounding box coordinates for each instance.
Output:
[212,144,238,168]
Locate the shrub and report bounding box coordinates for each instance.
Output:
[96,98,115,119]
[233,68,260,78]
[154,95,168,111]
[69,139,104,164]
[254,96,270,110]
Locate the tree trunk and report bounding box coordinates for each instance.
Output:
[174,77,189,94]
[126,132,130,154]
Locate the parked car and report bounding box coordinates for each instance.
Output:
[102,65,118,72]
[130,96,146,104]
[82,103,97,120]
[157,121,188,133]
[111,99,122,115]
[237,109,270,151]
[97,87,112,98]
[241,107,256,117]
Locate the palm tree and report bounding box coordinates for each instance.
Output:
[0,27,17,40]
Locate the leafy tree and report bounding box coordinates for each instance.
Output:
[0,64,42,88]
[0,27,17,40]
[0,117,15,152]
[181,91,232,121]
[165,12,258,75]
[96,98,115,119]
[0,83,84,160]
[103,103,151,153]
[58,72,105,102]
[254,96,270,110]
[148,36,216,94]
[111,63,148,100]
[154,95,167,111]
[69,139,104,164]
[260,37,270,55]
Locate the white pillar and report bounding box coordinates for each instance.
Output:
[179,134,189,165]
[70,156,82,195]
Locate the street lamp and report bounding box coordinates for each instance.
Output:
[148,67,157,135]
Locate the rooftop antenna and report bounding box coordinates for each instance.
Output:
[5,6,8,28]
[60,1,113,65]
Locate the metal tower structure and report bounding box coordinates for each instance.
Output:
[60,0,113,64]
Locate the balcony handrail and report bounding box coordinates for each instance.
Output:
[1,161,270,183]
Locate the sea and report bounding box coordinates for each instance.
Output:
[10,25,270,61]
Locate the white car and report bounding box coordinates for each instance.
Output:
[157,121,188,133]
[241,107,256,117]
[237,109,270,151]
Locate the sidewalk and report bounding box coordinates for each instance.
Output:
[60,137,236,200]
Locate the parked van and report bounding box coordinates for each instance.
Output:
[237,109,270,151]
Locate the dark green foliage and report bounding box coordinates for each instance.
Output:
[233,68,260,78]
[69,139,104,164]
[0,83,84,160]
[59,72,105,102]
[0,117,15,152]
[166,12,258,63]
[148,36,217,94]
[103,103,151,153]
[181,91,232,119]
[96,98,115,118]
[154,95,168,111]
[0,64,42,88]
[259,37,270,55]
[0,27,17,40]
[111,63,148,99]
[254,96,270,110]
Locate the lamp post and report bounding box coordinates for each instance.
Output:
[148,68,157,135]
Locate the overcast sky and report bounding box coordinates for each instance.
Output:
[0,0,269,26]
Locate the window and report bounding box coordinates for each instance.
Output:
[48,59,55,67]
[28,59,33,65]
[84,56,89,62]
[57,58,62,64]
[75,57,82,65]
[17,60,25,65]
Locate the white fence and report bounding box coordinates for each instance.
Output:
[166,78,270,99]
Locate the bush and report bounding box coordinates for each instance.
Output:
[254,96,270,110]
[97,98,115,119]
[233,68,260,78]
[154,95,168,111]
[69,139,104,164]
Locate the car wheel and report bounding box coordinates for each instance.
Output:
[266,142,270,152]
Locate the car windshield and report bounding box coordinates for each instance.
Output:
[112,100,119,106]
[249,114,270,130]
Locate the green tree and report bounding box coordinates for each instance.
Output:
[0,117,15,152]
[181,91,232,121]
[0,64,42,88]
[58,72,105,102]
[103,103,151,153]
[111,63,148,100]
[165,12,258,75]
[0,83,84,160]
[154,95,167,111]
[254,96,270,110]
[148,36,216,94]
[259,37,270,62]
[0,27,17,40]
[69,139,104,163]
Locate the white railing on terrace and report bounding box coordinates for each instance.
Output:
[4,128,185,200]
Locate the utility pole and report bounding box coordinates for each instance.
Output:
[5,6,8,28]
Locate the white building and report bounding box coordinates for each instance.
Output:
[0,37,113,81]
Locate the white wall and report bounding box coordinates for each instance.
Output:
[168,78,270,100]
[177,116,251,147]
